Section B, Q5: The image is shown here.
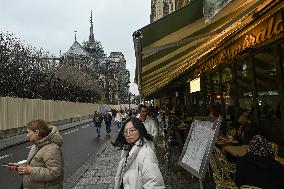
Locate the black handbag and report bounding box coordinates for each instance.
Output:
[19,182,23,189]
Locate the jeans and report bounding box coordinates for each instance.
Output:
[105,121,111,134]
[94,122,101,136]
[117,122,122,131]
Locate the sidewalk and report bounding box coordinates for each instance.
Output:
[71,136,215,189]
[0,118,92,151]
[71,140,120,189]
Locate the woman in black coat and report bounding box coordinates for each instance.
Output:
[235,135,284,189]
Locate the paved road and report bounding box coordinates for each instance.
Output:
[0,121,117,189]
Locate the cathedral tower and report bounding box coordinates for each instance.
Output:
[89,10,95,43]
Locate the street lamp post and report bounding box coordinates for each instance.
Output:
[126,82,131,110]
[128,91,131,110]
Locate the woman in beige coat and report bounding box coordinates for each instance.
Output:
[8,119,64,189]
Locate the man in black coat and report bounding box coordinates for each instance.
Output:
[104,111,112,135]
[235,135,284,189]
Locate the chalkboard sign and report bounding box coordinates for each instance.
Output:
[178,116,222,179]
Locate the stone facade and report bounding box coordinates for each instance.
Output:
[63,11,130,104]
[150,0,189,23]
[100,52,130,104]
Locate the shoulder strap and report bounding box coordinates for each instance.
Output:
[26,147,42,165]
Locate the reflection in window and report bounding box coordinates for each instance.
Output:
[236,57,253,111]
[210,70,221,117]
[254,46,281,126]
[222,66,234,121]
[204,74,211,109]
[282,44,284,78]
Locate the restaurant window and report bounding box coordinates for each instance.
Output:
[210,68,222,117]
[222,65,234,121]
[190,92,200,116]
[204,73,212,115]
[236,56,254,113]
[282,44,284,79]
[253,46,281,128]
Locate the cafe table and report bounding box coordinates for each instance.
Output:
[224,145,249,157]
[275,156,284,166]
[216,137,239,148]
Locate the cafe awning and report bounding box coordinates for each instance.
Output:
[134,0,273,98]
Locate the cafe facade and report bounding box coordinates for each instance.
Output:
[134,0,284,144]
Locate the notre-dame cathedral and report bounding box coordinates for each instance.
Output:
[63,11,130,104]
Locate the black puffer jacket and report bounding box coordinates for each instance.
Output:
[235,153,284,189]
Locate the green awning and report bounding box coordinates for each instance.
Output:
[134,0,268,98]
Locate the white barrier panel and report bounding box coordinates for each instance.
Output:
[0,97,101,130]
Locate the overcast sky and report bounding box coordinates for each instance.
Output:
[0,0,151,95]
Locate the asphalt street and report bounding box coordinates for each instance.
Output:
[0,121,116,189]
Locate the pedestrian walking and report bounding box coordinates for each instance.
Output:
[122,110,128,122]
[93,111,103,137]
[104,111,112,136]
[5,119,64,189]
[112,117,165,189]
[115,110,123,131]
[137,104,158,143]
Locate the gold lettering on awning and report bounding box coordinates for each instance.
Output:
[194,11,284,78]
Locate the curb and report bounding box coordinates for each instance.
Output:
[63,139,110,189]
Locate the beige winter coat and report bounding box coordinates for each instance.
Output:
[23,126,64,189]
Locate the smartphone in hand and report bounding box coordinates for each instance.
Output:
[1,163,19,171]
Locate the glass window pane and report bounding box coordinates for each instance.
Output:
[210,70,221,117]
[254,47,281,127]
[222,66,234,121]
[236,57,254,111]
[204,74,211,108]
[282,44,284,78]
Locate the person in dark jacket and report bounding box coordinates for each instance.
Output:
[93,111,103,137]
[104,111,112,135]
[236,110,259,145]
[235,135,284,189]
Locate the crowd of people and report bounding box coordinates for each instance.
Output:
[92,105,165,188]
[3,103,284,189]
[3,104,164,189]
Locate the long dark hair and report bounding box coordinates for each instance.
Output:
[112,117,153,148]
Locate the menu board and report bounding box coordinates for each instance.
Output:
[190,77,200,93]
[178,116,222,179]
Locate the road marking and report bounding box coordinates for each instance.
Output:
[0,154,13,160]
[64,128,79,135]
[82,125,90,129]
